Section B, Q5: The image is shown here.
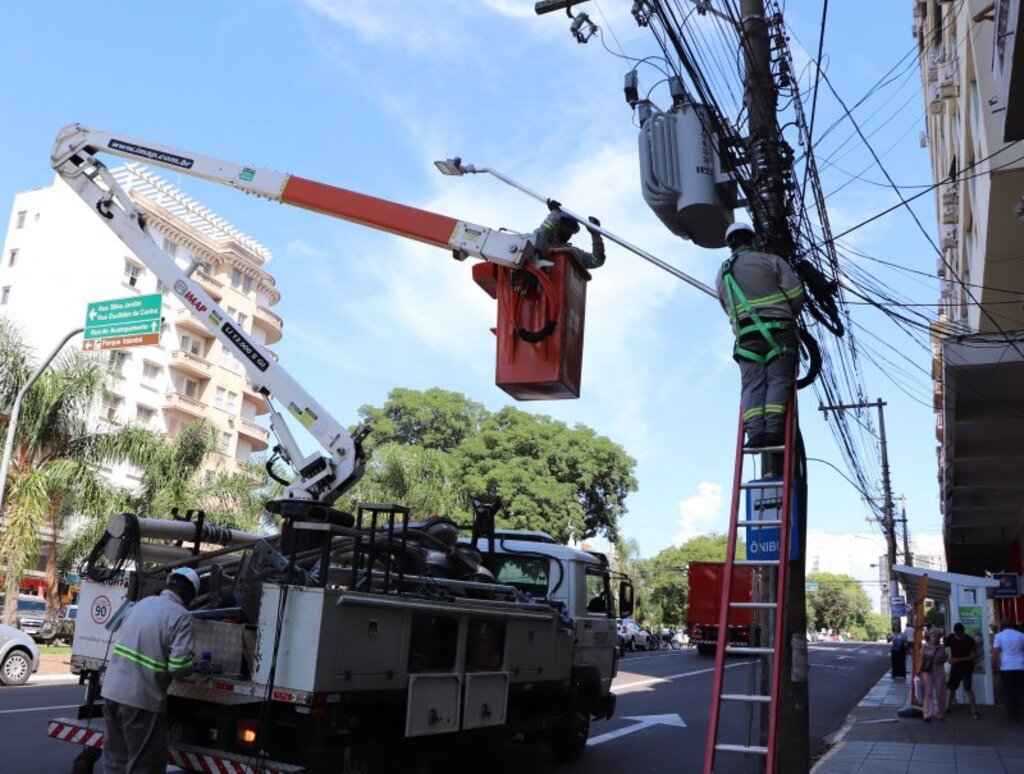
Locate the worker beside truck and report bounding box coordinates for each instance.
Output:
[101,568,197,774]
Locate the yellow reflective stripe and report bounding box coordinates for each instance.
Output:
[783,284,804,299]
[764,404,786,414]
[113,645,167,673]
[742,407,765,420]
[169,654,193,667]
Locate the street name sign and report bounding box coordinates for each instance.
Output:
[82,294,162,351]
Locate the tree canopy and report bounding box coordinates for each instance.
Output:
[637,534,736,627]
[805,572,876,639]
[347,388,637,542]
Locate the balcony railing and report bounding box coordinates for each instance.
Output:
[238,417,270,450]
[169,349,213,379]
[163,390,205,417]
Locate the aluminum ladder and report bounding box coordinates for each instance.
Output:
[702,393,798,773]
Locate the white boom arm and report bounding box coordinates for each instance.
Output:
[50,124,537,503]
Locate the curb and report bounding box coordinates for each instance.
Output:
[29,673,79,685]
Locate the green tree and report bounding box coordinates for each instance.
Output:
[805,573,872,635]
[358,388,487,453]
[343,442,468,520]
[641,534,739,627]
[456,406,636,542]
[355,389,637,542]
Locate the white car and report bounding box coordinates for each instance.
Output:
[618,618,651,651]
[0,624,40,686]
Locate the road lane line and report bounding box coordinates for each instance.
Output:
[614,661,750,694]
[0,703,78,715]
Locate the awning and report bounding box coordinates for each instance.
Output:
[892,564,1000,600]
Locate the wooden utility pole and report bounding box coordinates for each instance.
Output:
[740,1,810,770]
[819,399,900,632]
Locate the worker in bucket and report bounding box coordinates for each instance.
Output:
[534,200,606,269]
[716,222,804,448]
[101,567,197,773]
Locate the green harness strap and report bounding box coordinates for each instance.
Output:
[721,252,792,364]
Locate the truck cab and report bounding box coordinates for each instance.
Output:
[481,531,621,706]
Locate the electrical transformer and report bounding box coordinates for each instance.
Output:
[638,101,736,249]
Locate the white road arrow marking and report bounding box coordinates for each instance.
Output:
[586,714,686,747]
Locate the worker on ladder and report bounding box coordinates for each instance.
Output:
[716,223,805,448]
[534,201,606,269]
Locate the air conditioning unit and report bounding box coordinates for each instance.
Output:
[919,131,929,148]
[940,183,958,206]
[939,66,959,99]
[941,202,958,224]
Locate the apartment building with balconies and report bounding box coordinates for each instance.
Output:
[0,163,282,488]
[913,0,1024,577]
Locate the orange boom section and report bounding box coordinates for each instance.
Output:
[281,176,461,249]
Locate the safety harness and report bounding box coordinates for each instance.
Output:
[720,249,795,364]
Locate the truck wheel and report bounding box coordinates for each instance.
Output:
[0,649,32,686]
[550,708,590,763]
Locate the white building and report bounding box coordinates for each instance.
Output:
[0,164,282,487]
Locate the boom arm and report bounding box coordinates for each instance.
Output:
[51,124,536,503]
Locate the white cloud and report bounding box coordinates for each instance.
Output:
[674,481,725,545]
[285,239,329,258]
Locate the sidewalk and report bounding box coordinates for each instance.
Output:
[813,674,1024,773]
[30,652,78,684]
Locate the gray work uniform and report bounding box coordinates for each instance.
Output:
[715,247,805,440]
[533,212,605,269]
[101,589,194,774]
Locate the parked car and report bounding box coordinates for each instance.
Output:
[0,623,40,686]
[0,594,57,644]
[618,617,651,651]
[56,605,77,644]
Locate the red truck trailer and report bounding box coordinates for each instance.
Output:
[686,562,758,656]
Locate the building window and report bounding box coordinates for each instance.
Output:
[156,280,168,295]
[180,335,203,356]
[0,286,9,305]
[227,391,238,412]
[214,386,226,409]
[182,378,199,399]
[162,237,177,257]
[136,405,156,424]
[15,211,26,229]
[199,261,214,275]
[124,261,143,288]
[101,392,123,423]
[7,249,17,267]
[142,361,160,380]
[231,268,254,295]
[219,431,232,454]
[236,312,247,329]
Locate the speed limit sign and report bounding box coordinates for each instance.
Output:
[90,594,112,625]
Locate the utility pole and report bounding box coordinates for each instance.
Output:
[819,399,900,633]
[739,1,810,770]
[898,497,912,566]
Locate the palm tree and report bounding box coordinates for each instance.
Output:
[0,321,152,627]
[342,442,468,520]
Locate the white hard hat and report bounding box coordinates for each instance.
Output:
[169,567,200,596]
[724,222,755,241]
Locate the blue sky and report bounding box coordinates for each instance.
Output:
[1,1,944,582]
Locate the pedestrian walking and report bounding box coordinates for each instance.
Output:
[101,567,198,773]
[715,222,805,448]
[992,616,1024,721]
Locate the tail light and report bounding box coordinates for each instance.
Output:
[236,719,258,751]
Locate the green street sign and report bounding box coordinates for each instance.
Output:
[82,293,163,351]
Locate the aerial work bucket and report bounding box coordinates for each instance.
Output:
[472,248,589,400]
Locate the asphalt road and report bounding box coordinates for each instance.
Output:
[14,642,886,773]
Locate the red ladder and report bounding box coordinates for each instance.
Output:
[702,393,798,773]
